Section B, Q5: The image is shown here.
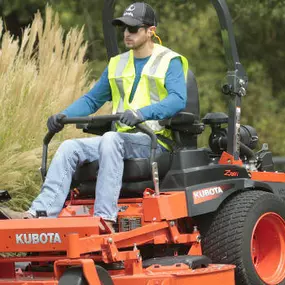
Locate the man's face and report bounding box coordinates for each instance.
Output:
[123,25,152,50]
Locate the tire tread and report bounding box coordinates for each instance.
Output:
[199,190,284,285]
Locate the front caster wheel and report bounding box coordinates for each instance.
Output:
[59,265,114,285]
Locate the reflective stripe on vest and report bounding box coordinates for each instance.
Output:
[108,44,188,149]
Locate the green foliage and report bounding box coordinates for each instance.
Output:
[1,1,285,150]
[1,1,284,151]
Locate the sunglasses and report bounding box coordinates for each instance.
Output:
[121,25,148,34]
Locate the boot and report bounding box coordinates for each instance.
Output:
[99,219,115,233]
[0,207,35,219]
[105,220,115,233]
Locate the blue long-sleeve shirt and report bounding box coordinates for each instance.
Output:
[62,57,187,120]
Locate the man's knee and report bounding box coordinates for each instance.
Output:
[56,139,79,158]
[99,132,124,153]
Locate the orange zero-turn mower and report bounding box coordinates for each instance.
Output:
[0,0,285,284]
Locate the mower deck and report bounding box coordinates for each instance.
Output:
[0,191,235,284]
[0,257,235,285]
[0,264,235,285]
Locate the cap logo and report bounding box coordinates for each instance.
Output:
[124,4,136,17]
[126,4,136,12]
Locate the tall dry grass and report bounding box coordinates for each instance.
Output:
[0,7,93,209]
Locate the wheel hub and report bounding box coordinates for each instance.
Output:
[251,212,285,284]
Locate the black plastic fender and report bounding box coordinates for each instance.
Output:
[186,178,275,217]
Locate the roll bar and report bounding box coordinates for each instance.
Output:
[210,0,248,160]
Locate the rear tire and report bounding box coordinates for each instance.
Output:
[59,265,114,285]
[196,190,285,285]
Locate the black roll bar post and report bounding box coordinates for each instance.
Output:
[211,0,248,160]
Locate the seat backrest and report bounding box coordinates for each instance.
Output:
[171,69,201,149]
[185,70,200,118]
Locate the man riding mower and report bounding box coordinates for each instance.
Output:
[0,2,188,233]
[0,1,285,285]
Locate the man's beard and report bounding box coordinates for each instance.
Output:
[124,37,148,50]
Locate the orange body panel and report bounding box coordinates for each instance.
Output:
[219,151,243,166]
[142,191,188,222]
[0,217,100,253]
[250,171,285,183]
[219,151,285,183]
[112,264,235,285]
[63,192,188,223]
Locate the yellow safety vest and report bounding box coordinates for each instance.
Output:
[108,43,188,150]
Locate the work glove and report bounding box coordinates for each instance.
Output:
[120,110,145,127]
[47,113,66,133]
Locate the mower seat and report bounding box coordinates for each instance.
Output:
[71,69,201,198]
[72,152,171,198]
[73,151,171,183]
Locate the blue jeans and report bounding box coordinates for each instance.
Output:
[28,132,166,221]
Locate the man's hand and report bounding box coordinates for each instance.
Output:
[47,113,66,133]
[120,110,145,127]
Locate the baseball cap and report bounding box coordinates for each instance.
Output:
[112,2,157,27]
